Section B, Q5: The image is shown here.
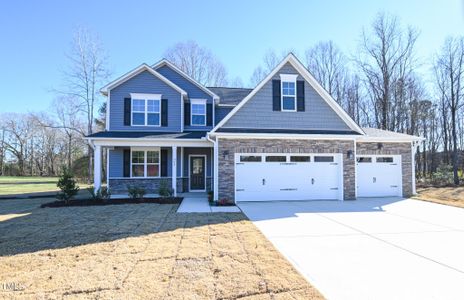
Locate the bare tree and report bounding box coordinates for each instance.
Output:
[433,37,464,184]
[249,49,294,86]
[305,41,347,104]
[355,13,419,130]
[164,41,228,86]
[56,27,109,181]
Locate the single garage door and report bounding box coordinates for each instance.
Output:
[235,153,343,201]
[356,155,402,197]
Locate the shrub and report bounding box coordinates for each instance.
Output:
[158,179,174,198]
[56,168,80,204]
[207,190,214,204]
[87,186,111,202]
[431,164,454,186]
[127,185,146,200]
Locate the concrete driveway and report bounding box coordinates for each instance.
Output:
[238,198,464,300]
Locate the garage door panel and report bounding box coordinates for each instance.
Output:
[235,154,342,202]
[357,155,402,197]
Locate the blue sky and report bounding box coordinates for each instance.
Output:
[1,0,463,113]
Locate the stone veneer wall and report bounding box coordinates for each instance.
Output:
[109,178,172,195]
[217,139,356,203]
[356,142,413,197]
[109,177,213,195]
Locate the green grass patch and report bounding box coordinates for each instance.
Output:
[0,176,59,184]
[0,176,90,195]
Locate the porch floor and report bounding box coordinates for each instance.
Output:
[177,194,241,213]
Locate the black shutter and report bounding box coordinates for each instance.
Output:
[272,80,281,111]
[161,99,168,126]
[206,103,213,126]
[124,98,131,126]
[297,81,305,112]
[123,149,130,177]
[184,102,191,126]
[160,149,168,177]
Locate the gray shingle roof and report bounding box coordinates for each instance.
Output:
[87,131,207,139]
[216,128,361,135]
[207,87,252,106]
[362,127,423,140]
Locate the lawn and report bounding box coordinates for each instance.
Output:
[415,186,464,208]
[0,176,90,196]
[0,198,323,299]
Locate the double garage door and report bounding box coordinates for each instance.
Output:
[235,153,343,201]
[356,155,402,197]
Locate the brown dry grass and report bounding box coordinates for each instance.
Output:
[0,198,323,299]
[415,186,464,208]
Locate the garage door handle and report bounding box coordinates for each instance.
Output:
[262,179,266,185]
[311,178,315,185]
[373,177,376,183]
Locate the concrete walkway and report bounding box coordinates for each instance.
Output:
[177,195,241,213]
[239,198,464,300]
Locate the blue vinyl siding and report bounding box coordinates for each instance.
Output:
[156,65,214,130]
[215,106,234,124]
[109,70,182,131]
[222,63,351,131]
[108,147,209,178]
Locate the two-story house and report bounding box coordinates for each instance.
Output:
[86,54,423,203]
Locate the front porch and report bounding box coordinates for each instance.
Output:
[92,138,214,197]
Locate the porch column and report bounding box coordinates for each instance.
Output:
[94,145,102,191]
[172,146,177,196]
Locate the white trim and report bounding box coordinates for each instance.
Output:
[152,59,220,102]
[105,90,111,130]
[280,76,297,112]
[94,145,102,191]
[411,141,417,194]
[131,96,161,127]
[100,64,187,96]
[188,154,207,192]
[209,132,423,142]
[172,146,177,196]
[210,53,364,134]
[180,147,184,177]
[353,140,357,199]
[106,148,110,190]
[279,74,298,82]
[190,99,207,126]
[129,147,161,178]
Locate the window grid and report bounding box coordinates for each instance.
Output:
[191,100,206,126]
[130,149,161,178]
[131,98,161,126]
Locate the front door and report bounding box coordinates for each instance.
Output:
[190,156,205,191]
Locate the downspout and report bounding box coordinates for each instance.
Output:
[206,134,218,202]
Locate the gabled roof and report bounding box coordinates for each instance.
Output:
[360,128,424,141]
[210,53,365,135]
[100,64,187,96]
[152,59,220,102]
[207,87,253,106]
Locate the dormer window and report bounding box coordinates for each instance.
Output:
[280,74,298,112]
[131,93,161,126]
[191,99,206,126]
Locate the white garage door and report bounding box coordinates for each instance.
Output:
[356,155,402,197]
[235,153,343,201]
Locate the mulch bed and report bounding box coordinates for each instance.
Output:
[41,197,183,208]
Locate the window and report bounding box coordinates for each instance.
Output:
[376,157,394,163]
[131,93,161,126]
[290,156,311,162]
[280,74,298,111]
[240,155,262,162]
[265,156,287,162]
[314,156,334,162]
[131,148,160,178]
[191,99,206,126]
[357,157,372,163]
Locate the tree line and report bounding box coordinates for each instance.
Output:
[1,12,463,185]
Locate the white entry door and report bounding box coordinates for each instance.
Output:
[356,155,402,197]
[235,153,343,202]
